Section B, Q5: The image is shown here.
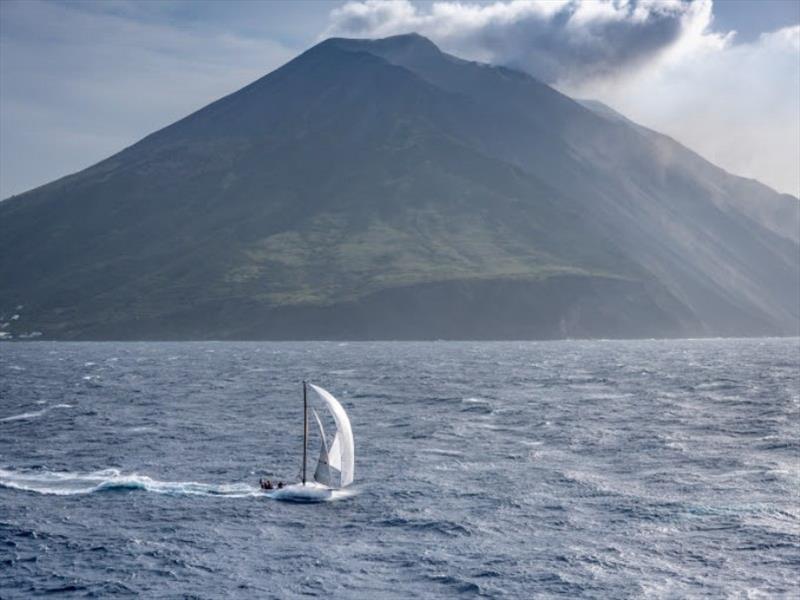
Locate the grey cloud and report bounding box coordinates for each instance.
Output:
[326,0,703,85]
[326,1,798,197]
[455,7,684,84]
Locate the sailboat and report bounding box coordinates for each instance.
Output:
[270,381,354,502]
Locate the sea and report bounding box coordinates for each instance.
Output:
[1,339,798,598]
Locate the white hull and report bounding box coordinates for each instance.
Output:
[268,482,333,503]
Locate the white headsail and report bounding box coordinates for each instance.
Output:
[308,383,354,488]
[311,409,333,486]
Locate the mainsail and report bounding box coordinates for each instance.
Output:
[308,383,354,488]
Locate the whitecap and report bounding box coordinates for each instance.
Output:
[0,410,47,422]
[0,403,72,422]
[330,368,356,375]
[461,397,493,414]
[420,448,464,457]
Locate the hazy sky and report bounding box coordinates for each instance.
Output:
[1,0,798,199]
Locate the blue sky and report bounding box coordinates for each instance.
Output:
[1,0,798,199]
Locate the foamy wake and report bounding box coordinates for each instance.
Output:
[0,468,259,498]
[0,467,356,501]
[267,482,358,503]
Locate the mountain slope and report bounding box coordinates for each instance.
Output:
[1,34,797,339]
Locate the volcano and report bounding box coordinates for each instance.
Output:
[1,33,797,340]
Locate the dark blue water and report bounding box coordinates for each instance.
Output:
[1,339,798,598]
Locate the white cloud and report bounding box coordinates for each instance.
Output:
[567,24,800,197]
[326,0,798,196]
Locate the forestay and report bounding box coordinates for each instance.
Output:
[309,383,354,488]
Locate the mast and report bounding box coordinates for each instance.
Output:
[302,380,308,485]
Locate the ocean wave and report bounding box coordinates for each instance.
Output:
[379,516,472,537]
[0,404,73,422]
[420,448,464,457]
[0,410,48,422]
[461,397,493,414]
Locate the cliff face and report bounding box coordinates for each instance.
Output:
[1,34,797,340]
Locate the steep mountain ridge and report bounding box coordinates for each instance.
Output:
[327,36,798,334]
[1,34,797,339]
